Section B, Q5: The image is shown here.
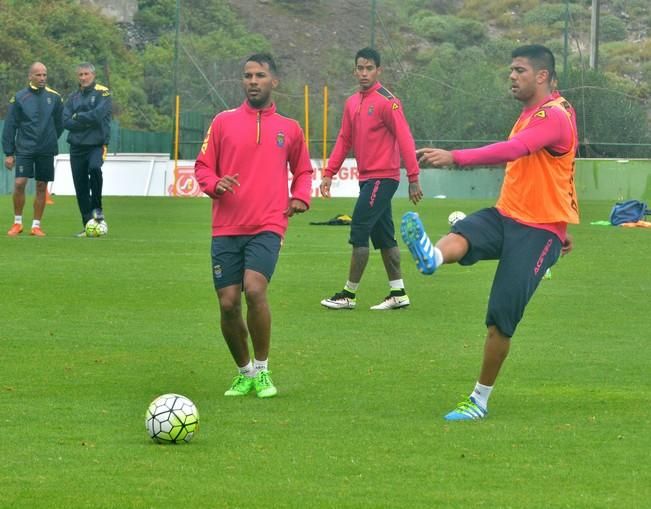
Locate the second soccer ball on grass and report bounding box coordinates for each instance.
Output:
[85,219,108,237]
[448,211,466,225]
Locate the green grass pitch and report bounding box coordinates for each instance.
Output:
[1,195,649,508]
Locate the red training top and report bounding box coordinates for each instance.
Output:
[195,101,313,238]
[324,81,419,183]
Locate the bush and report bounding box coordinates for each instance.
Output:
[412,13,487,48]
[599,15,627,43]
[523,3,588,30]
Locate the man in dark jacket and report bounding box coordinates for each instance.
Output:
[63,62,112,235]
[2,62,63,236]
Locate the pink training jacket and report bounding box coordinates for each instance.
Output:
[195,101,313,238]
[324,81,420,183]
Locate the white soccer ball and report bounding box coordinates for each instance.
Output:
[145,393,199,444]
[85,219,108,237]
[448,210,466,225]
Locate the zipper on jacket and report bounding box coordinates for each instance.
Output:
[256,111,261,144]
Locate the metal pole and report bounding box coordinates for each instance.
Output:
[174,0,180,99]
[322,85,329,173]
[173,0,180,158]
[589,0,600,71]
[370,0,376,48]
[563,0,569,87]
[304,84,309,149]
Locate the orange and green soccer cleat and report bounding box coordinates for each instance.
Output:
[7,223,23,236]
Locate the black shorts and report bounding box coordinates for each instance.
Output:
[349,178,399,249]
[14,154,55,181]
[211,232,282,289]
[452,207,562,337]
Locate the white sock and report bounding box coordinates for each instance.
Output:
[344,281,359,293]
[238,361,255,377]
[32,219,41,228]
[470,382,493,410]
[14,215,22,225]
[389,279,404,291]
[254,358,268,372]
[433,247,444,268]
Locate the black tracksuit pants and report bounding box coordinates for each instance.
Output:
[70,145,105,226]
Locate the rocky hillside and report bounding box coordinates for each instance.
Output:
[93,0,648,96]
[224,0,649,94]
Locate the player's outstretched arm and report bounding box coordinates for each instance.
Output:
[417,148,454,167]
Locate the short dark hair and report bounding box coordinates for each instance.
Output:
[512,45,555,82]
[246,53,277,75]
[355,47,381,67]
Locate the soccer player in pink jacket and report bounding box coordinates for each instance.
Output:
[320,47,423,311]
[195,53,313,398]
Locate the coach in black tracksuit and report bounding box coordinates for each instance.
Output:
[2,62,63,236]
[63,62,112,232]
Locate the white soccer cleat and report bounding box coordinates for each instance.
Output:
[370,294,410,310]
[320,291,356,309]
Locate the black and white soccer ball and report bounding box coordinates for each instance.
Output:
[145,393,199,444]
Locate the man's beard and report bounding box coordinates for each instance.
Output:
[247,92,270,108]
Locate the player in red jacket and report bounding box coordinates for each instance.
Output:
[320,47,423,311]
[195,53,313,398]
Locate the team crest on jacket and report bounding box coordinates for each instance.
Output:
[276,131,285,147]
[368,104,374,115]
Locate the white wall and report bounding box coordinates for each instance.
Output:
[50,154,363,198]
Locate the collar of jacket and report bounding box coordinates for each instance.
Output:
[359,81,382,97]
[80,81,97,94]
[241,100,277,116]
[28,82,43,92]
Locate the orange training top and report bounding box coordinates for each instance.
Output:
[496,96,580,224]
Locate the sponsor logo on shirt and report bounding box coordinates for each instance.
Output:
[535,110,546,119]
[392,102,399,111]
